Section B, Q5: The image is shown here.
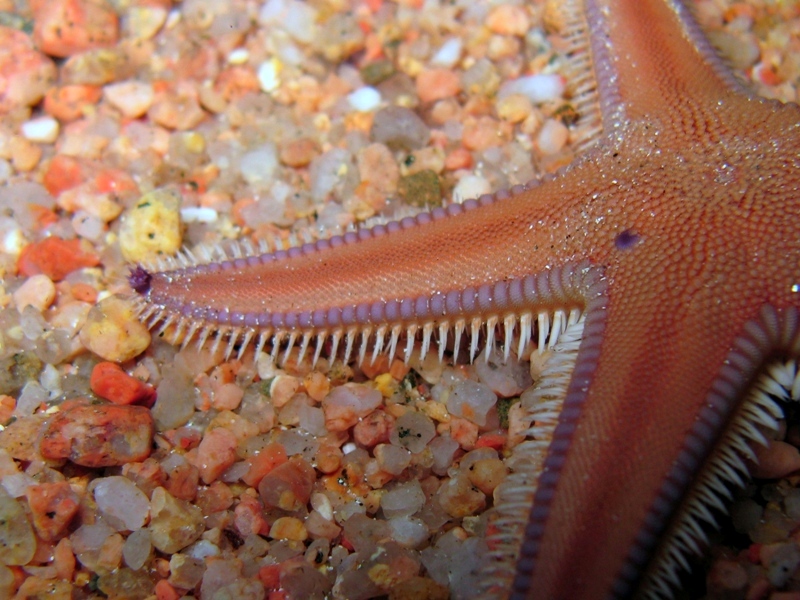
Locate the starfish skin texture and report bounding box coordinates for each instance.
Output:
[132,0,800,598]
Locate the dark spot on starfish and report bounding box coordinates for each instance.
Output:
[128,265,152,295]
[614,229,640,251]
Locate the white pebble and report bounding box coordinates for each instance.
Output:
[122,528,152,570]
[256,355,279,382]
[14,381,47,417]
[240,143,278,186]
[429,435,459,477]
[537,118,569,155]
[375,444,412,476]
[0,219,26,255]
[1,473,35,498]
[297,404,326,436]
[390,411,436,453]
[347,87,381,112]
[260,0,317,44]
[0,159,11,183]
[227,48,249,64]
[446,380,497,426]
[21,117,59,144]
[180,206,218,223]
[381,480,425,519]
[39,364,62,396]
[452,175,492,203]
[767,543,800,586]
[219,461,250,483]
[311,493,334,521]
[70,522,116,556]
[474,348,532,397]
[388,516,429,548]
[283,0,317,43]
[104,81,155,119]
[431,37,463,68]
[72,211,105,241]
[165,8,181,29]
[185,539,220,560]
[126,5,168,40]
[499,73,566,104]
[19,305,46,340]
[13,274,55,312]
[94,476,150,531]
[258,58,282,93]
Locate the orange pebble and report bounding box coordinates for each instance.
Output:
[258,564,282,590]
[70,282,97,303]
[360,354,390,379]
[153,558,170,578]
[0,395,15,425]
[242,442,288,488]
[484,522,504,552]
[747,543,762,564]
[474,432,507,451]
[17,237,100,281]
[444,147,473,171]
[90,362,156,406]
[0,26,56,113]
[362,33,384,62]
[215,66,261,101]
[28,205,59,229]
[40,403,155,466]
[155,579,180,600]
[751,439,800,479]
[43,155,84,196]
[725,2,756,21]
[389,359,410,381]
[9,566,25,592]
[416,69,461,103]
[232,198,256,227]
[94,168,138,195]
[53,537,75,581]
[754,63,782,87]
[44,84,101,121]
[26,482,81,541]
[33,0,119,58]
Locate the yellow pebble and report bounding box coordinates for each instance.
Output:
[181,131,206,154]
[467,458,508,495]
[368,563,396,587]
[374,373,397,398]
[496,93,533,124]
[10,136,42,172]
[303,372,330,402]
[418,400,450,423]
[269,517,308,541]
[119,188,182,263]
[79,295,151,362]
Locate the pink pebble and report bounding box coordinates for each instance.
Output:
[417,69,461,103]
[194,428,238,484]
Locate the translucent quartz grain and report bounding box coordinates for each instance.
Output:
[390,411,436,453]
[122,529,152,570]
[94,476,150,531]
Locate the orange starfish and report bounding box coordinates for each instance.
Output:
[132,0,800,597]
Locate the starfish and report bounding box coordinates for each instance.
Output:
[131,0,800,597]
